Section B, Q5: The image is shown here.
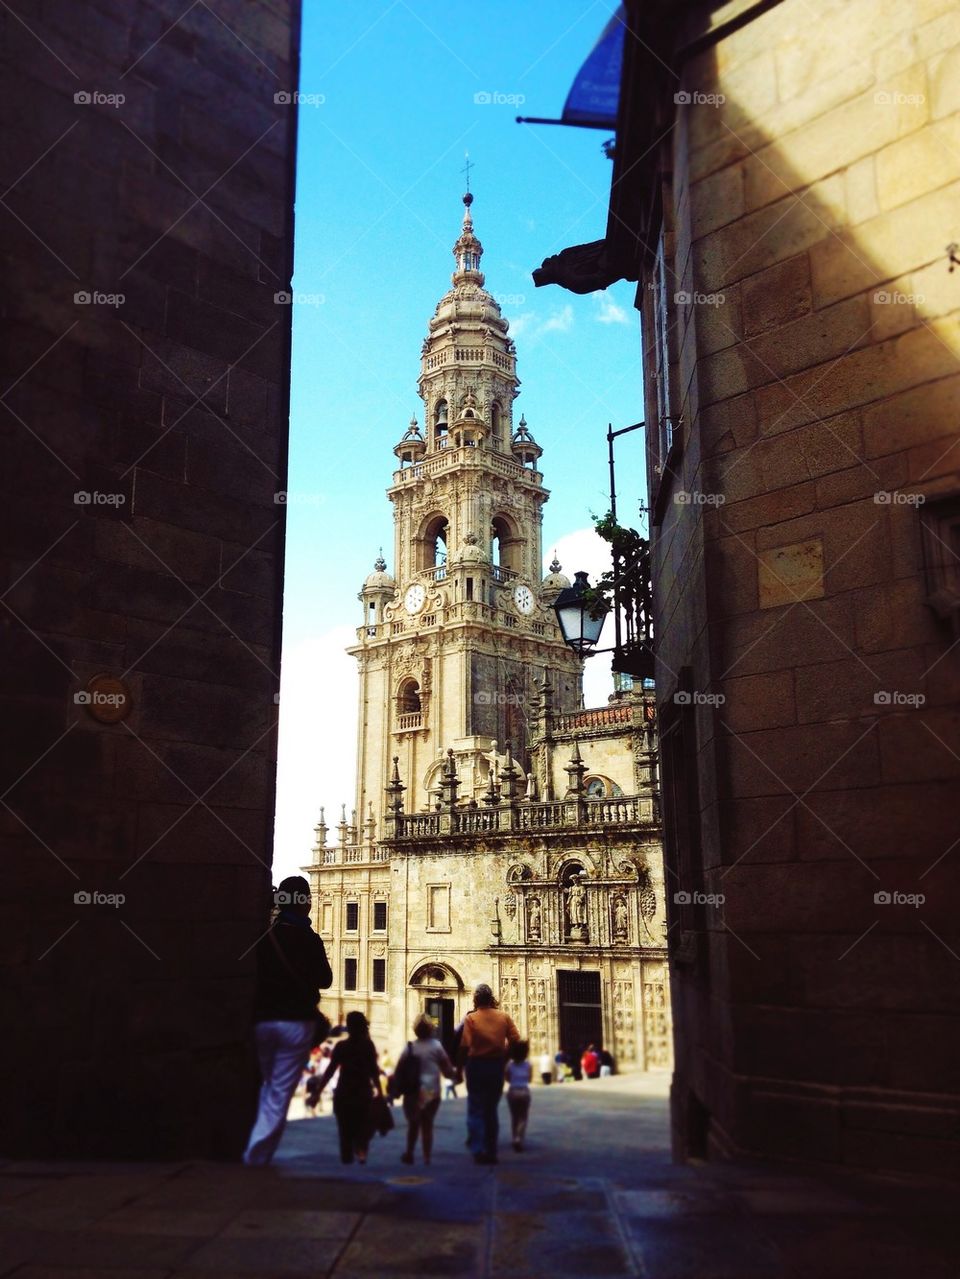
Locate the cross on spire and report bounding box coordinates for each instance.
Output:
[461,152,474,193]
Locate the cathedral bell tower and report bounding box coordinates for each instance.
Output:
[350,192,582,822]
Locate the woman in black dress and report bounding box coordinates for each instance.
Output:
[316,1011,382,1164]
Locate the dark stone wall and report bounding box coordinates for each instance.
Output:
[631,4,960,1179]
[0,0,301,1157]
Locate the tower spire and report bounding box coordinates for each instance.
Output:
[453,185,483,283]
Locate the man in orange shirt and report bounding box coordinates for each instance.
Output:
[457,983,520,1164]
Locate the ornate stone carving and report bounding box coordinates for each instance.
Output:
[564,874,587,942]
[527,896,542,942]
[642,968,670,1068]
[500,975,520,1025]
[613,978,636,1062]
[612,894,629,943]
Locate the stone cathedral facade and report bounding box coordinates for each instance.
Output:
[305,195,671,1071]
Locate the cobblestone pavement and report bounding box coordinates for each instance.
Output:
[2,1074,957,1278]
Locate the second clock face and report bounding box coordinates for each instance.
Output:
[514,583,535,615]
[404,583,426,615]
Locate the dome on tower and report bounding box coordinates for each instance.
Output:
[363,554,395,592]
[394,414,426,463]
[452,191,483,280]
[455,531,489,565]
[512,414,543,465]
[426,193,511,337]
[541,555,571,601]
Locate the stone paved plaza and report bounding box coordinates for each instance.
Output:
[1,1074,957,1278]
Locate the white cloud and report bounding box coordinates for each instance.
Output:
[596,293,629,325]
[541,304,574,333]
[544,527,616,710]
[507,304,575,343]
[507,311,534,339]
[272,625,358,880]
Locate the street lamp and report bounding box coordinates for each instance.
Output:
[553,570,609,653]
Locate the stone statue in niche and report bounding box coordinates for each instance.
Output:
[527,896,542,942]
[612,895,629,942]
[565,874,588,941]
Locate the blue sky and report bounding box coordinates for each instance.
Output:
[274,1,647,878]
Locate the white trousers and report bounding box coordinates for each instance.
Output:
[243,1019,314,1166]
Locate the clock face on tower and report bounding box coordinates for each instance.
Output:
[404,583,426,615]
[513,583,535,615]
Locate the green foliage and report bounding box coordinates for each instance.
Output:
[588,510,650,610]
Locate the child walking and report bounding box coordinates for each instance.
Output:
[505,1039,532,1152]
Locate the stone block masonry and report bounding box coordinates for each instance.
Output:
[633,0,960,1177]
[0,0,301,1157]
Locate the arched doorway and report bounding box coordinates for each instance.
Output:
[409,961,464,1058]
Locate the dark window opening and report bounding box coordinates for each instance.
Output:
[345,901,359,932]
[373,900,387,931]
[397,680,421,715]
[372,958,386,992]
[344,957,358,990]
